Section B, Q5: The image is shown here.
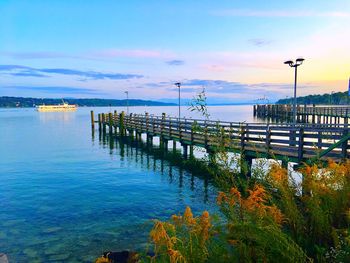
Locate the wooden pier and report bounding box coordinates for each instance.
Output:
[254,104,350,124]
[91,111,350,173]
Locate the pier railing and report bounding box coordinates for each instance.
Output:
[254,104,350,124]
[94,111,350,164]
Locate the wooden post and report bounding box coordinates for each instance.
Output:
[266,125,271,158]
[289,128,296,147]
[182,143,188,159]
[119,111,125,136]
[161,113,166,132]
[240,123,246,161]
[102,113,106,134]
[108,112,113,134]
[204,121,208,149]
[163,139,168,151]
[90,111,95,129]
[145,112,149,133]
[298,128,304,162]
[98,113,102,131]
[189,145,194,158]
[243,156,253,177]
[173,140,177,154]
[342,119,349,159]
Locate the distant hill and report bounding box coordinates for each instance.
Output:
[276,91,349,105]
[0,96,176,108]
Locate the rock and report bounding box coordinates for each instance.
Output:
[0,253,9,263]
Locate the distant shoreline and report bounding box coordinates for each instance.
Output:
[0,96,176,108]
[0,96,256,108]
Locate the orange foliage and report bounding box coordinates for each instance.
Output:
[217,184,284,225]
[149,206,212,262]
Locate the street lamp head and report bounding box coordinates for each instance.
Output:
[174,82,181,87]
[296,58,305,65]
[284,60,294,67]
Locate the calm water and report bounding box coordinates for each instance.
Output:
[0,105,257,262]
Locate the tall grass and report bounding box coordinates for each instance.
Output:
[145,160,350,262]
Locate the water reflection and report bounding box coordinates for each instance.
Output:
[97,132,212,204]
[38,111,76,123]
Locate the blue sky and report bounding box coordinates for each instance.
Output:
[1,0,349,103]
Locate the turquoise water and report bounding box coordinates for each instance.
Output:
[0,106,256,262]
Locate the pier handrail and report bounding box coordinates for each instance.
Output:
[96,111,350,163]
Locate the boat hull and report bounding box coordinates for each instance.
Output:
[36,105,77,112]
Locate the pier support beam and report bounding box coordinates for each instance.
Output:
[189,145,194,159]
[98,113,102,132]
[147,134,153,146]
[102,113,106,134]
[90,111,95,129]
[241,155,253,177]
[163,139,168,152]
[182,143,188,159]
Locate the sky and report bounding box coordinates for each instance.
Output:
[0,0,350,104]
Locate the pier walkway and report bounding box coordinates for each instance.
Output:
[91,111,350,168]
[254,104,350,124]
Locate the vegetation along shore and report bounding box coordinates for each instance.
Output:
[0,96,175,108]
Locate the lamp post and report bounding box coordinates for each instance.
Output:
[284,58,305,124]
[175,82,181,120]
[125,91,129,114]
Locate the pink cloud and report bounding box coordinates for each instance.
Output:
[90,49,174,59]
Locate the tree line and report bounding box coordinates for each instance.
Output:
[0,96,175,108]
[276,91,349,105]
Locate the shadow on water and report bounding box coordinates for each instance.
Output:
[96,130,211,204]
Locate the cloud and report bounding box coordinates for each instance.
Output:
[10,72,49,78]
[153,79,315,98]
[248,38,272,47]
[89,49,172,59]
[0,65,31,70]
[0,64,143,80]
[3,86,104,95]
[0,51,75,59]
[166,60,185,66]
[38,68,142,80]
[213,9,350,18]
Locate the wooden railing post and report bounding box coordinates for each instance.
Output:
[169,117,172,138]
[145,112,149,133]
[113,111,118,128]
[102,113,106,133]
[298,127,304,162]
[191,121,194,145]
[108,112,113,133]
[161,113,166,136]
[98,113,102,132]
[119,111,125,136]
[240,123,246,152]
[266,125,271,157]
[342,120,349,159]
[229,123,233,148]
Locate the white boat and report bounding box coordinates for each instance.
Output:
[36,100,77,112]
